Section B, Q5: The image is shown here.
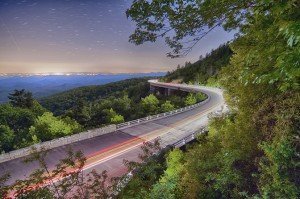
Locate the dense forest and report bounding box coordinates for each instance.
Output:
[39,78,152,115]
[162,44,232,85]
[0,78,206,153]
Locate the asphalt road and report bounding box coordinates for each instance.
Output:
[0,83,224,185]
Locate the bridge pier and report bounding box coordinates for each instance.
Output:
[150,85,156,93]
[150,85,174,96]
[164,88,172,96]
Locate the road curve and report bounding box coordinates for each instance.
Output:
[0,80,225,185]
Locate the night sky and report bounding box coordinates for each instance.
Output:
[0,0,234,74]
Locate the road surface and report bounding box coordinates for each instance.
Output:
[0,81,224,185]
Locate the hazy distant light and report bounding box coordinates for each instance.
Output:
[53,72,64,75]
[0,0,235,74]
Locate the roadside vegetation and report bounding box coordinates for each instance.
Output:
[162,44,232,86]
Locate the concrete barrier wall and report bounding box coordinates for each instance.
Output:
[0,125,116,163]
[116,95,211,129]
[171,127,208,148]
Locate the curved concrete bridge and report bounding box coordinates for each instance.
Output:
[0,80,225,185]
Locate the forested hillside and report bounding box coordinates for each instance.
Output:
[39,78,151,115]
[163,44,232,85]
[0,73,165,103]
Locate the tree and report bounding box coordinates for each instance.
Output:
[164,44,232,84]
[195,92,206,102]
[66,99,91,127]
[161,101,175,112]
[111,95,132,119]
[0,104,36,149]
[31,100,47,116]
[117,139,167,198]
[126,1,252,58]
[141,94,159,115]
[106,108,124,124]
[149,149,185,199]
[184,93,196,106]
[8,89,34,108]
[0,125,15,153]
[29,112,81,142]
[0,100,46,152]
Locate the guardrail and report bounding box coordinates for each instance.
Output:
[116,95,211,129]
[0,125,116,163]
[171,127,207,148]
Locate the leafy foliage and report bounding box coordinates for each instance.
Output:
[141,94,160,115]
[116,139,169,199]
[127,0,242,57]
[0,125,15,153]
[161,100,175,112]
[8,89,34,109]
[148,149,185,199]
[39,78,152,115]
[106,108,125,124]
[29,112,81,142]
[184,93,196,106]
[163,44,232,84]
[0,103,38,151]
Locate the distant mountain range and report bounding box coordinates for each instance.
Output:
[0,72,165,103]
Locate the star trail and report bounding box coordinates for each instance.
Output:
[0,0,234,74]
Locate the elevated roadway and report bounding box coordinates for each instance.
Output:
[0,80,225,185]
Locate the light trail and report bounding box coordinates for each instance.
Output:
[0,16,22,52]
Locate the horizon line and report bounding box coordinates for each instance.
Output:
[0,71,167,76]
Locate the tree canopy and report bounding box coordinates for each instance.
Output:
[127,0,251,58]
[29,112,81,142]
[8,89,34,109]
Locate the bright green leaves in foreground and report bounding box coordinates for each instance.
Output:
[29,112,81,142]
[259,138,298,199]
[141,94,160,115]
[149,149,185,199]
[106,108,125,124]
[0,103,37,151]
[184,93,197,106]
[161,100,175,112]
[0,125,14,153]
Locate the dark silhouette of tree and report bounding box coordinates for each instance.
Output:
[8,89,34,109]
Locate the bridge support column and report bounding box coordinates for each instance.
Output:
[150,85,156,93]
[149,83,174,96]
[163,88,172,96]
[167,88,171,96]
